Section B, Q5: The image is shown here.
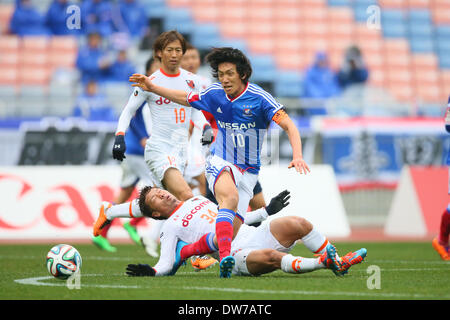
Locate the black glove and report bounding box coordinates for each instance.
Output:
[200,124,214,146]
[265,190,290,215]
[112,134,126,161]
[126,263,155,277]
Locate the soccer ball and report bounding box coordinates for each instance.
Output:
[46,244,82,280]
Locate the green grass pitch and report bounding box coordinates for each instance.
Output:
[1,241,449,300]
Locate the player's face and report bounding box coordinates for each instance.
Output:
[180,48,201,73]
[217,62,246,98]
[146,187,178,218]
[158,40,183,72]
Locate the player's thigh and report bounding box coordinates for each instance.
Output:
[162,167,193,201]
[213,170,239,210]
[249,191,265,211]
[269,216,313,248]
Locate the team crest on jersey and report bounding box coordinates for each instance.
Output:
[186,80,195,89]
[134,90,138,96]
[243,106,253,117]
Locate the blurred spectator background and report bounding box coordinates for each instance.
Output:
[0,0,450,227]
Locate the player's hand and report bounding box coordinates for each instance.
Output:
[288,157,310,174]
[200,124,214,146]
[126,263,156,277]
[129,73,154,92]
[265,190,290,215]
[112,134,126,161]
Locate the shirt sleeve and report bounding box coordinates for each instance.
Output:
[152,224,179,276]
[186,83,220,113]
[258,89,284,124]
[115,88,148,135]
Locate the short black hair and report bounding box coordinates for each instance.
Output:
[205,47,252,84]
[138,186,154,218]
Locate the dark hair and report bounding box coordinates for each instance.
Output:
[138,186,154,218]
[205,47,252,84]
[153,30,187,62]
[185,42,197,51]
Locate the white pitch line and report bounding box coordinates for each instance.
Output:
[14,274,450,299]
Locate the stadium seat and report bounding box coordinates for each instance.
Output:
[190,23,222,49]
[0,66,17,86]
[21,36,49,52]
[16,85,48,117]
[163,8,193,34]
[0,84,17,117]
[167,0,192,7]
[0,35,19,53]
[249,54,277,82]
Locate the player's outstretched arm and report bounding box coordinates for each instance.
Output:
[129,73,190,107]
[277,115,310,174]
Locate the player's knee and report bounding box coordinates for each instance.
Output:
[290,216,313,236]
[178,188,194,201]
[263,249,281,268]
[220,189,239,209]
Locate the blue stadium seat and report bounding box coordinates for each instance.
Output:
[382,10,406,23]
[408,23,433,38]
[142,0,167,18]
[190,23,222,50]
[409,37,434,53]
[438,53,450,69]
[249,54,277,83]
[408,9,431,23]
[163,8,193,34]
[382,21,407,38]
[328,0,351,6]
[274,72,303,98]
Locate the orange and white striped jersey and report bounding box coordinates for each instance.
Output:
[116,68,207,154]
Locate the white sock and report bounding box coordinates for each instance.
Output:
[244,207,268,225]
[106,200,143,220]
[280,254,324,274]
[301,227,328,254]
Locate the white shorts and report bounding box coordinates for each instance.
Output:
[145,143,187,186]
[185,126,206,183]
[230,220,296,276]
[205,154,258,220]
[120,154,157,188]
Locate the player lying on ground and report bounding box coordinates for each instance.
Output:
[129,47,310,278]
[101,186,366,277]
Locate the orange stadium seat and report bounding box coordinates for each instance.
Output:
[167,0,193,7]
[0,51,19,68]
[0,35,19,53]
[19,51,49,67]
[21,36,49,52]
[367,67,386,87]
[18,66,51,86]
[379,0,408,8]
[388,81,414,102]
[247,36,274,55]
[49,36,78,52]
[415,83,442,103]
[219,20,247,39]
[431,6,450,24]
[0,66,17,86]
[275,52,309,71]
[407,0,430,8]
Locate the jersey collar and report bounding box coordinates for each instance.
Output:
[168,201,184,218]
[225,82,249,102]
[160,67,180,78]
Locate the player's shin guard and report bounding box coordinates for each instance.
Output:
[180,232,218,260]
[216,208,235,261]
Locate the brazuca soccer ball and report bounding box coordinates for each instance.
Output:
[46,244,82,280]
